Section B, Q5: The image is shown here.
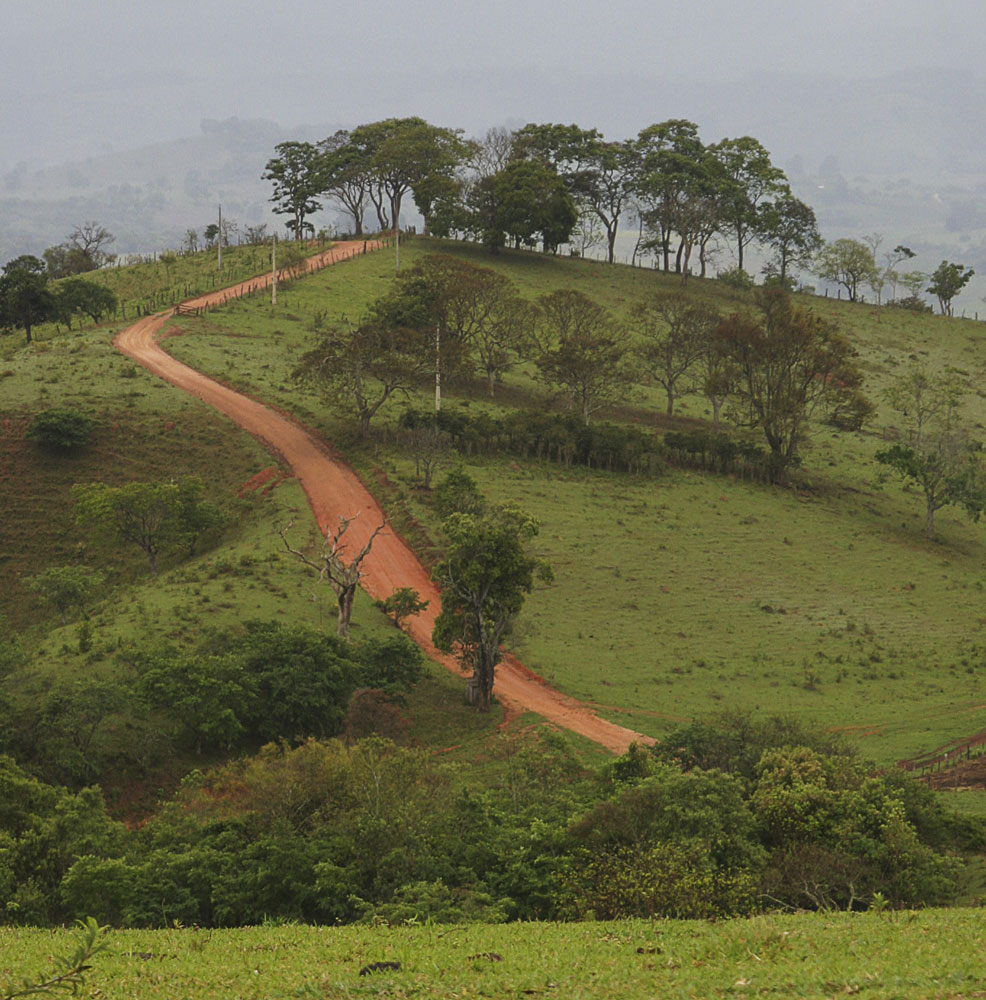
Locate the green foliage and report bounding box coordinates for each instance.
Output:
[814,238,879,301]
[927,260,974,316]
[433,505,552,711]
[73,477,226,574]
[433,467,485,519]
[0,256,57,344]
[717,287,866,476]
[716,266,755,291]
[0,755,125,926]
[56,279,118,326]
[375,586,430,628]
[558,844,757,919]
[28,566,103,624]
[26,409,95,451]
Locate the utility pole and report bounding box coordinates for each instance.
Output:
[435,324,441,412]
[217,204,222,271]
[271,234,277,305]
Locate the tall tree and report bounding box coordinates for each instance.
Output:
[530,289,633,424]
[632,292,719,417]
[634,120,709,274]
[318,130,369,236]
[57,278,118,326]
[0,255,57,343]
[575,138,641,264]
[878,368,984,539]
[814,238,879,302]
[716,288,865,477]
[927,260,975,316]
[710,137,787,273]
[348,117,466,240]
[73,481,185,575]
[489,160,577,253]
[263,141,325,240]
[293,319,432,437]
[432,505,551,712]
[758,196,822,283]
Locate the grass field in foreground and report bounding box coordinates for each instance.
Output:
[4,910,986,999]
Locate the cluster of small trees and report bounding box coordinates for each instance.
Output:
[814,235,974,315]
[297,255,866,479]
[263,118,819,275]
[0,714,975,927]
[0,255,119,341]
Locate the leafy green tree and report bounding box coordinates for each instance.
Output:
[72,480,186,575]
[572,138,641,264]
[486,160,577,253]
[26,408,95,450]
[376,588,430,629]
[530,289,633,425]
[318,130,370,236]
[0,255,57,344]
[57,278,118,326]
[634,119,707,274]
[174,476,227,556]
[294,319,432,438]
[814,238,879,301]
[263,141,325,240]
[230,621,367,741]
[758,195,822,282]
[432,505,551,712]
[347,117,466,239]
[433,467,485,519]
[927,260,975,316]
[0,755,124,925]
[632,292,719,417]
[716,287,865,476]
[134,647,255,755]
[877,368,985,539]
[710,136,788,273]
[28,566,104,624]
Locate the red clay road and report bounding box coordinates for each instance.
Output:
[113,240,652,753]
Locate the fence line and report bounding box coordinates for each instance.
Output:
[170,240,387,317]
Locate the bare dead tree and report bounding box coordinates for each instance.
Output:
[279,514,387,638]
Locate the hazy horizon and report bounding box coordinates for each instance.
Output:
[3,0,984,172]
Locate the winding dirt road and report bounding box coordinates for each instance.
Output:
[113,240,652,754]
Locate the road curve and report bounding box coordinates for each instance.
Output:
[113,240,653,754]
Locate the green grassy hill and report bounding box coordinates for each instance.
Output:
[4,236,986,794]
[158,238,986,773]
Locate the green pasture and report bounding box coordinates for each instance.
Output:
[7,235,986,781]
[154,238,986,771]
[5,910,986,999]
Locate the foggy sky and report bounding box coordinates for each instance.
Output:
[2,0,984,169]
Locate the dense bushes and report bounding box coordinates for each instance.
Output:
[401,408,665,475]
[1,715,975,927]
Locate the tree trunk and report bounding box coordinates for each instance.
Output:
[606,224,617,265]
[338,584,355,639]
[926,499,936,540]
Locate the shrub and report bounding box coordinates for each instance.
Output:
[26,408,95,450]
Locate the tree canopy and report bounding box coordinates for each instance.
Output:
[432,504,552,712]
